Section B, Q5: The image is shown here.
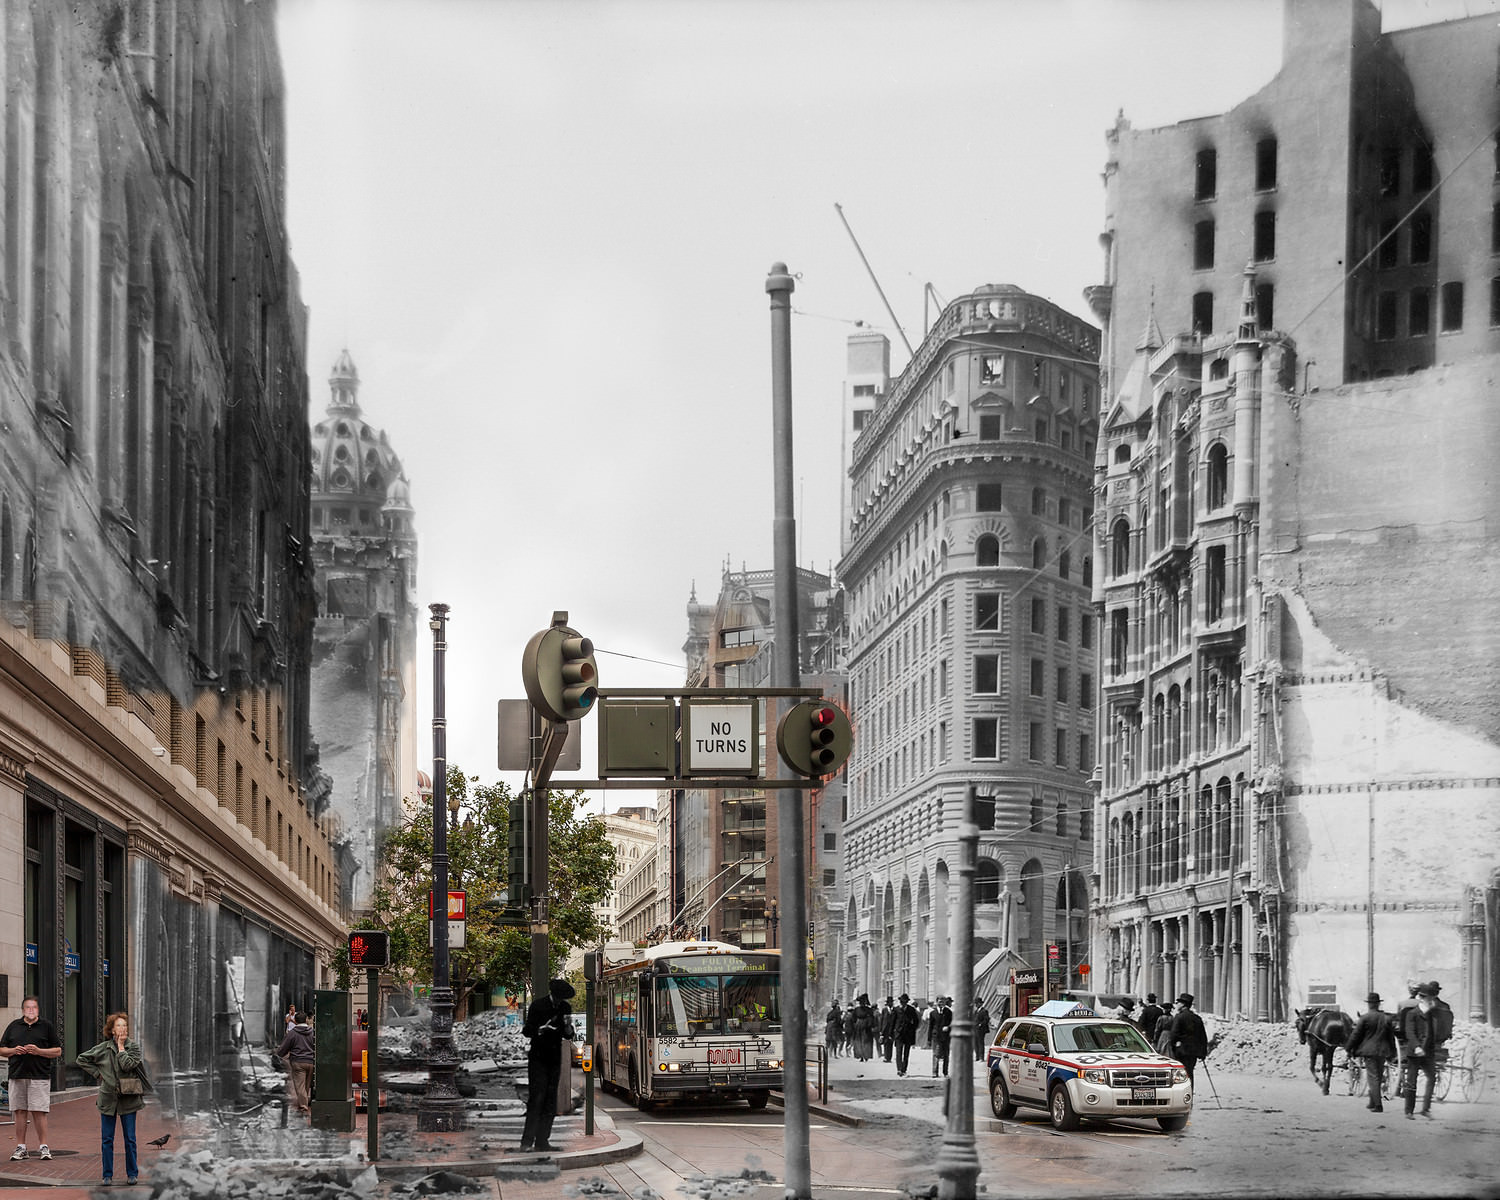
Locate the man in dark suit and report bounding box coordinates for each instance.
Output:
[1135,993,1164,1039]
[1399,983,1442,1120]
[1169,992,1209,1085]
[1345,992,1397,1113]
[929,997,953,1077]
[521,979,575,1152]
[893,995,919,1077]
[878,997,897,1064]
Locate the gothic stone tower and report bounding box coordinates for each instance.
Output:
[308,352,419,912]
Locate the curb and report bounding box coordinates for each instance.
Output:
[371,1124,645,1180]
[767,1092,864,1127]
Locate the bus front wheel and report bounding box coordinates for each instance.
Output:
[746,1090,770,1110]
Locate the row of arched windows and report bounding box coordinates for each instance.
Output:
[1104,774,1247,897]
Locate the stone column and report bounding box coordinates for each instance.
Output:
[1462,887,1487,1023]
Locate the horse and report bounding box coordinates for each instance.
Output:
[1295,1007,1353,1094]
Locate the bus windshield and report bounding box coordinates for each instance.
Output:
[655,973,782,1036]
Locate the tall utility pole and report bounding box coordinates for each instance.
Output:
[418,603,465,1132]
[936,798,980,1199]
[767,261,811,1200]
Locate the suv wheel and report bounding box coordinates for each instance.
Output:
[1157,1114,1189,1132]
[1049,1084,1080,1131]
[989,1074,1017,1119]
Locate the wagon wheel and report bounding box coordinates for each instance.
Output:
[1461,1044,1486,1103]
[1345,1057,1366,1097]
[1433,1052,1453,1103]
[1382,1043,1401,1101]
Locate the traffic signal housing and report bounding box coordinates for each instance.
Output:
[777,700,853,778]
[521,623,599,722]
[347,929,390,968]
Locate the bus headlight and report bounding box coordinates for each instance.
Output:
[756,1059,782,1069]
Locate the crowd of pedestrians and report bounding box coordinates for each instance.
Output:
[822,994,970,1077]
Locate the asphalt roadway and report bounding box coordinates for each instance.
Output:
[4,1052,1496,1198]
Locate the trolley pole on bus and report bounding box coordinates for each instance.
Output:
[768,261,812,1200]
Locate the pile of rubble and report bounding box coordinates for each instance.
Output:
[376,1008,528,1071]
[135,1153,486,1199]
[1204,1018,1308,1080]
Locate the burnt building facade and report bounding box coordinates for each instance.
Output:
[0,0,344,1094]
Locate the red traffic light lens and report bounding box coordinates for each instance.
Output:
[810,706,837,727]
[351,936,369,963]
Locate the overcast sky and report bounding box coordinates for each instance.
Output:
[275,0,1497,802]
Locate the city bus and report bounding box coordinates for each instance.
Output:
[594,940,783,1110]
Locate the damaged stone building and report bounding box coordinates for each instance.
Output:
[0,0,346,1096]
[308,349,419,913]
[1088,0,1500,1023]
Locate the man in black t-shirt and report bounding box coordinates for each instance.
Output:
[1,996,63,1161]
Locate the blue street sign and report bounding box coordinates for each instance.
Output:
[25,943,38,965]
[64,952,80,975]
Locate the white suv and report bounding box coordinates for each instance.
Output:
[985,1001,1192,1132]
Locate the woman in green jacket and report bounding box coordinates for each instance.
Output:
[76,1012,147,1186]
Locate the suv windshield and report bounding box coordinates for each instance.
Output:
[1052,1021,1155,1054]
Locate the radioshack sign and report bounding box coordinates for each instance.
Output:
[682,700,758,777]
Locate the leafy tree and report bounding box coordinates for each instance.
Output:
[368,767,617,1013]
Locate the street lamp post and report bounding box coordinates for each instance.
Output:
[935,801,980,1199]
[418,603,465,1132]
[768,898,779,949]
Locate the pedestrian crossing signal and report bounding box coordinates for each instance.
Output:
[348,930,390,968]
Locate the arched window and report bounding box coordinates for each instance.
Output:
[976,860,1000,905]
[1114,443,1132,464]
[975,534,1000,567]
[1032,538,1046,570]
[1058,548,1070,580]
[1207,442,1229,510]
[1110,518,1131,577]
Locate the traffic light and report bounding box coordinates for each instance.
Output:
[776,700,853,777]
[347,929,390,968]
[521,621,599,722]
[507,793,530,907]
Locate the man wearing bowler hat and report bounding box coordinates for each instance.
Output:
[1168,992,1209,1086]
[1345,992,1397,1113]
[1398,982,1443,1119]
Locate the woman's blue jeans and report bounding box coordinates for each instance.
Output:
[100,1111,137,1181]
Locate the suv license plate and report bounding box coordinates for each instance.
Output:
[1131,1087,1157,1101]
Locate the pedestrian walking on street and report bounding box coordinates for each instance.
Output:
[1136,993,1165,1040]
[1115,997,1137,1023]
[520,979,575,1152]
[1,996,63,1163]
[276,1008,316,1115]
[930,997,953,1077]
[1344,992,1397,1113]
[878,997,897,1063]
[973,1000,991,1062]
[76,1011,150,1187]
[849,994,877,1062]
[894,994,919,1076]
[824,1003,845,1058]
[1398,983,1443,1120]
[1153,1001,1176,1056]
[1169,993,1209,1086]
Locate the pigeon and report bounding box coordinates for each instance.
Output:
[146,1133,171,1149]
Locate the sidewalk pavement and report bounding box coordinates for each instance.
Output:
[0,1086,640,1192]
[0,1086,176,1193]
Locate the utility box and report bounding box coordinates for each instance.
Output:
[310,989,355,1132]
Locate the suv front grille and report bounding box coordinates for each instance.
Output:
[1108,1068,1175,1088]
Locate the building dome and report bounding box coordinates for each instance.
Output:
[309,351,411,531]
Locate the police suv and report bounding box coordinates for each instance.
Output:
[985,1000,1192,1132]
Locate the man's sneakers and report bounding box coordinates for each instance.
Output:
[8,1145,25,1161]
[38,1145,52,1160]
